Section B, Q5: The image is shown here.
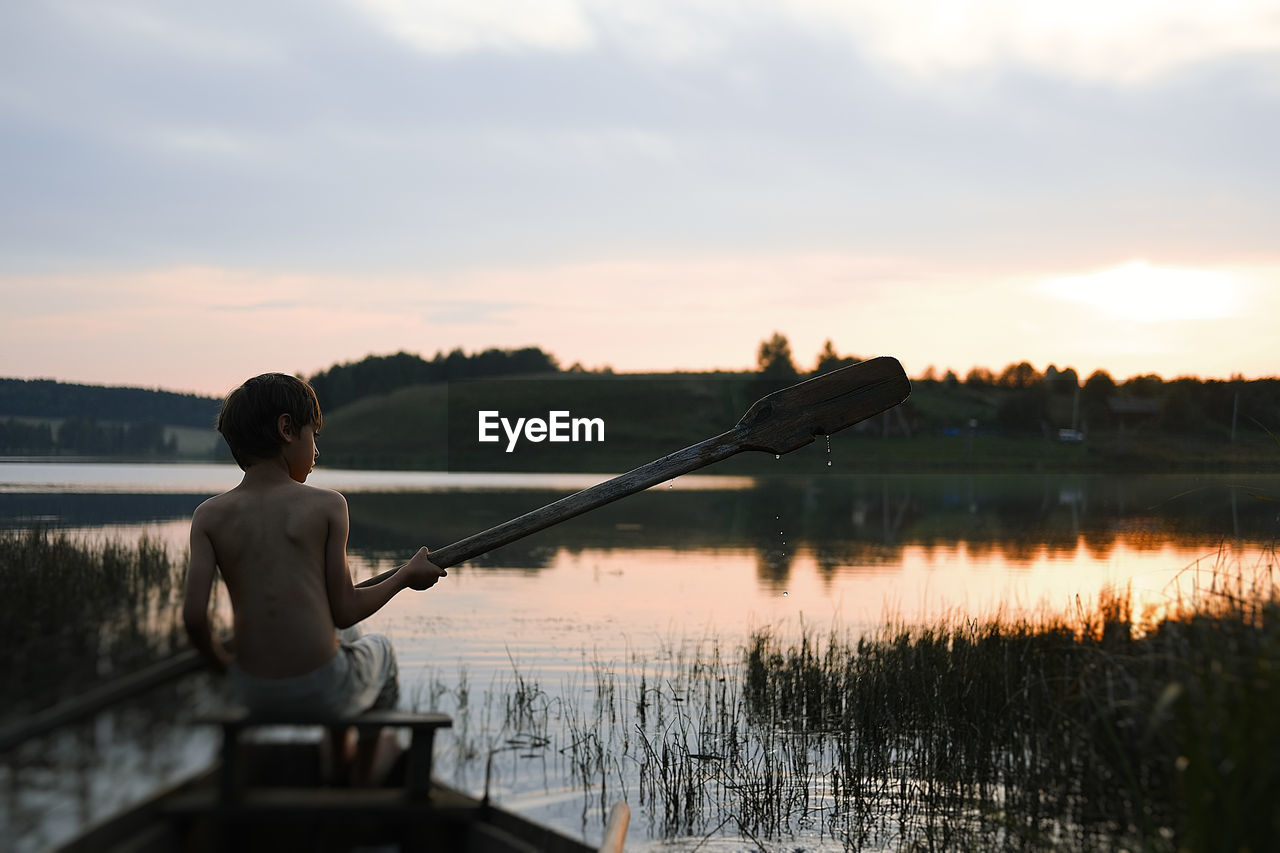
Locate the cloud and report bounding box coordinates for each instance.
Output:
[786,0,1280,85]
[2,0,1278,278]
[1040,261,1244,323]
[341,0,1280,86]
[351,0,595,54]
[1,0,1278,398]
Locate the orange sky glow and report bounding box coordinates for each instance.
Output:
[3,254,1277,397]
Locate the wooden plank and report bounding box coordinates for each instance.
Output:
[166,786,456,814]
[195,707,451,730]
[195,710,453,804]
[63,767,600,853]
[467,821,543,853]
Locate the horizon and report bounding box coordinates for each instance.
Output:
[4,341,1276,402]
[2,3,1277,397]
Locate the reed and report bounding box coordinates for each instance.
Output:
[419,558,1278,851]
[0,527,184,718]
[740,561,1280,850]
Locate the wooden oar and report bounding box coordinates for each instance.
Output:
[358,356,909,583]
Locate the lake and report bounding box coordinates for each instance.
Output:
[3,461,1278,850]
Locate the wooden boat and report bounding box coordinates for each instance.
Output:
[55,708,629,853]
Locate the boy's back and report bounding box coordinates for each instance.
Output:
[183,373,444,719]
[191,475,344,678]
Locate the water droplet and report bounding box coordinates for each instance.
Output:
[782,591,789,597]
[827,460,832,467]
[775,454,780,460]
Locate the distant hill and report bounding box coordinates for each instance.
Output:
[0,378,222,458]
[0,378,220,427]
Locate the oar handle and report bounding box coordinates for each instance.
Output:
[428,428,742,569]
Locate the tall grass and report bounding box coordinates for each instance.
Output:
[740,562,1280,850]
[419,558,1279,851]
[0,527,185,718]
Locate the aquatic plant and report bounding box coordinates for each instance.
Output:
[0,528,185,718]
[740,562,1280,850]
[420,557,1279,851]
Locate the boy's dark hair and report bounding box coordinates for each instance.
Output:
[218,373,323,470]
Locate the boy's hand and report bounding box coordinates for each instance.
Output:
[404,546,447,591]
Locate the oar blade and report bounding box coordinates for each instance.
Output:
[735,356,911,455]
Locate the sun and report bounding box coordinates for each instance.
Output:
[1040,260,1241,323]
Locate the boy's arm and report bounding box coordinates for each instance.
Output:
[324,492,445,628]
[183,507,232,674]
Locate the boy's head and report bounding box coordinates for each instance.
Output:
[218,373,323,471]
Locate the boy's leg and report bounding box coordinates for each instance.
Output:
[354,729,403,787]
[341,631,402,785]
[323,725,358,785]
[339,629,401,712]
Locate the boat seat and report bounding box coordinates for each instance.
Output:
[195,708,452,803]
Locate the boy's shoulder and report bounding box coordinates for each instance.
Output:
[192,489,233,521]
[193,481,346,522]
[294,482,348,512]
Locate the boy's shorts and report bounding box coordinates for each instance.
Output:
[227,626,400,718]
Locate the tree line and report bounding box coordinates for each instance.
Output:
[0,379,219,427]
[306,347,560,412]
[916,359,1280,437]
[753,332,1280,439]
[0,417,177,456]
[2,337,1278,457]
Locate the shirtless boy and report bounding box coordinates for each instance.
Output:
[182,372,446,722]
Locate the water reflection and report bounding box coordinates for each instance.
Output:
[2,677,221,853]
[2,473,1276,580]
[0,491,208,529]
[342,473,1279,574]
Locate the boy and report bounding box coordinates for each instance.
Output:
[183,372,445,725]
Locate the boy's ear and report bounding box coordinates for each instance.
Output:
[277,413,295,441]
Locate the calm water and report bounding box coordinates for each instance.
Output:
[4,461,1278,850]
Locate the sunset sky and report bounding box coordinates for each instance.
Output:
[2,1,1278,397]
